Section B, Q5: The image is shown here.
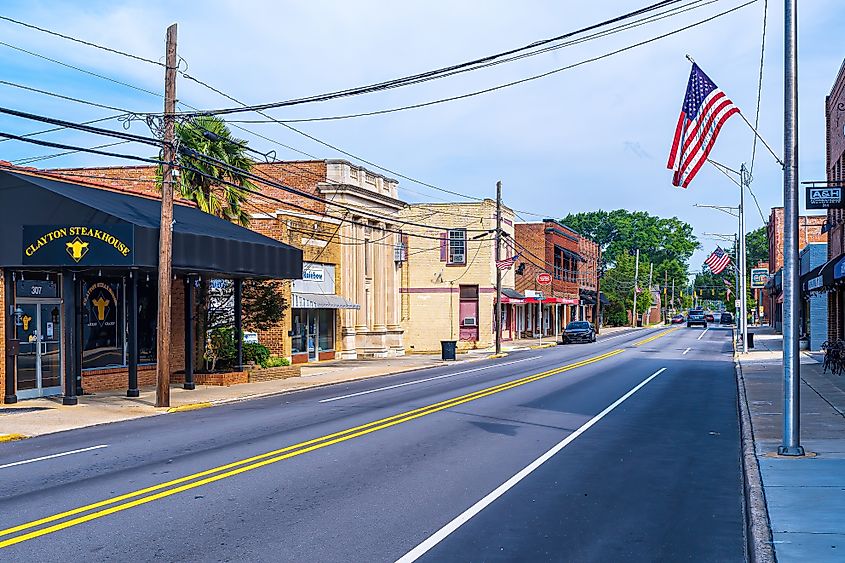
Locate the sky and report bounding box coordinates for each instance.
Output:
[0,0,843,272]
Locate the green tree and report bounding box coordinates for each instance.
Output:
[600,252,653,326]
[562,210,699,268]
[158,115,257,226]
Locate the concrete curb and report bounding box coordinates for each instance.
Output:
[0,433,28,443]
[734,352,776,562]
[529,343,557,350]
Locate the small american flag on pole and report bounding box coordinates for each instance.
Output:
[705,246,731,275]
[724,277,733,298]
[496,253,520,270]
[667,63,740,188]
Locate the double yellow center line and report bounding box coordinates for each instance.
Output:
[0,332,675,548]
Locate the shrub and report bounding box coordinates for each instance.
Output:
[244,342,271,367]
[204,327,235,371]
[264,355,290,368]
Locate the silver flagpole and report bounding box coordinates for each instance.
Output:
[780,0,803,456]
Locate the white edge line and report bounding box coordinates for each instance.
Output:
[319,356,542,403]
[682,347,691,355]
[0,444,108,470]
[697,328,709,340]
[396,367,668,563]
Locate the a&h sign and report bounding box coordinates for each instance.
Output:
[806,185,845,209]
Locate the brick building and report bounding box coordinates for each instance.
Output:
[52,159,406,363]
[0,164,301,403]
[398,200,516,352]
[765,207,826,331]
[578,236,602,324]
[514,219,583,337]
[824,60,845,342]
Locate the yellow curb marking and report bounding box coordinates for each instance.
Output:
[487,353,509,359]
[0,434,28,443]
[0,348,625,548]
[166,402,213,413]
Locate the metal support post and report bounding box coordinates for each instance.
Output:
[780,0,803,456]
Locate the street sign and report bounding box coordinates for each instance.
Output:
[750,268,770,289]
[806,185,845,209]
[536,272,552,285]
[735,299,742,309]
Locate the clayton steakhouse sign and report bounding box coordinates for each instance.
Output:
[23,225,133,266]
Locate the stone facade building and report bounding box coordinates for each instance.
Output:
[48,159,406,363]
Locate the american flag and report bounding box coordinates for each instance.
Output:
[724,277,733,298]
[667,63,740,188]
[705,247,731,275]
[495,253,520,270]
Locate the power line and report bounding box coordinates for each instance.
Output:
[173,1,690,117]
[12,140,132,165]
[0,40,163,98]
[0,80,136,113]
[228,0,722,124]
[178,1,755,118]
[0,15,165,66]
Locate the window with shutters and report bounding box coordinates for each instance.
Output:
[448,229,466,265]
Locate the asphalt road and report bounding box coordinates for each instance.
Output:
[0,325,744,562]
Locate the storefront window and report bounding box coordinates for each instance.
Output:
[82,277,124,369]
[291,309,306,354]
[318,309,334,351]
[137,279,157,364]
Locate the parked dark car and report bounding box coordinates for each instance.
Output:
[704,312,715,322]
[687,309,708,328]
[562,321,595,344]
[720,312,734,324]
[670,314,685,324]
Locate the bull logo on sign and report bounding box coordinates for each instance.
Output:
[65,237,89,262]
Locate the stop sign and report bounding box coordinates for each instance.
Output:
[536,272,552,285]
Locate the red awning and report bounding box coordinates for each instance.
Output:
[500,295,525,304]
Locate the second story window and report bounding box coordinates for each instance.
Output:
[448,229,466,265]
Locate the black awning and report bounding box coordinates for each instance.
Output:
[0,170,302,279]
[579,288,597,304]
[502,288,525,299]
[801,257,840,293]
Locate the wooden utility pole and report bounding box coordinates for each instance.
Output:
[156,23,178,408]
[494,180,503,355]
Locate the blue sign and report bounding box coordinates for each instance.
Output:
[835,257,845,280]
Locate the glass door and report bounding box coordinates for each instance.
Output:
[40,303,62,393]
[15,303,38,396]
[15,301,63,399]
[306,311,318,362]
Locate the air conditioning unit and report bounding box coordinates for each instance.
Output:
[462,316,477,327]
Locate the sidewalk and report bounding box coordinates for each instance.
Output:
[0,351,490,440]
[737,326,845,561]
[478,325,640,353]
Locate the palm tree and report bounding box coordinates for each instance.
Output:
[156,115,258,368]
[158,115,256,226]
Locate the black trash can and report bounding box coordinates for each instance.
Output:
[747,332,754,349]
[440,340,457,361]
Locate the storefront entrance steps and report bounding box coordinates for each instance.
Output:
[0,352,490,439]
